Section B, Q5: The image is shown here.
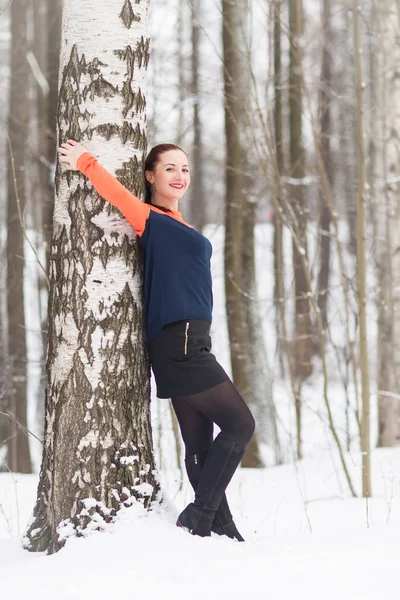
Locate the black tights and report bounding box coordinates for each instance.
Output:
[171,379,255,457]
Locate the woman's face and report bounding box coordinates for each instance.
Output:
[146,149,190,204]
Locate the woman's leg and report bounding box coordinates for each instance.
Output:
[171,391,246,540]
[175,379,255,448]
[175,379,255,537]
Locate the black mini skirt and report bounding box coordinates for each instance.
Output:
[148,319,229,399]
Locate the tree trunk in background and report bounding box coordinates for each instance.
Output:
[25,0,158,555]
[6,0,32,474]
[0,2,11,451]
[317,0,333,330]
[242,196,282,463]
[45,0,62,261]
[176,0,186,145]
[235,2,280,464]
[288,0,311,459]
[32,0,62,437]
[222,0,262,468]
[375,1,400,448]
[189,0,206,232]
[353,0,371,498]
[272,0,286,378]
[338,6,357,255]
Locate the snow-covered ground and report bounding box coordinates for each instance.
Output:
[1,445,400,599]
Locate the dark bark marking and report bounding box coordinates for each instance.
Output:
[120,0,141,29]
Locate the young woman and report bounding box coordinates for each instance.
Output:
[59,140,255,540]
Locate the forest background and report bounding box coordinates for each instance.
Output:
[0,0,400,593]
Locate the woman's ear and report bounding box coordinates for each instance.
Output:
[145,170,154,185]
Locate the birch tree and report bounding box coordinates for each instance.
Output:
[25,0,159,554]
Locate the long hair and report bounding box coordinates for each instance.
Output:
[144,143,188,204]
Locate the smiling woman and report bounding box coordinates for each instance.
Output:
[143,143,190,208]
[58,139,255,542]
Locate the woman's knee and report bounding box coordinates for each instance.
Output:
[242,410,256,446]
[226,407,255,448]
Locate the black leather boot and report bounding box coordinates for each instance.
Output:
[185,451,245,542]
[177,434,245,538]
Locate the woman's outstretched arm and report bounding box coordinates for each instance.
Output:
[59,140,150,237]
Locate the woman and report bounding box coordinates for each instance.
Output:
[59,139,255,540]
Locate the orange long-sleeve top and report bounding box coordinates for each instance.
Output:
[77,152,214,342]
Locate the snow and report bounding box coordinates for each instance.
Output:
[1,446,400,599]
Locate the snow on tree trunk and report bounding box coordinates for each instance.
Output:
[25,0,159,555]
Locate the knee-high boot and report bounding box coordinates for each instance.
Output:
[185,451,244,541]
[177,433,245,538]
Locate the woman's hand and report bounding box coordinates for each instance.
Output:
[58,139,88,170]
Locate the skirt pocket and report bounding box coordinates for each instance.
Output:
[169,322,211,362]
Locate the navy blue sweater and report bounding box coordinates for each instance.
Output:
[140,210,213,342]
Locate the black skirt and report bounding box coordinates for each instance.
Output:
[148,319,229,399]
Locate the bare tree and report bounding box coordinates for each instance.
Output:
[6,0,32,473]
[374,0,400,449]
[25,0,159,554]
[288,0,312,459]
[353,0,371,498]
[272,0,286,377]
[222,0,263,467]
[317,0,333,329]
[30,0,62,436]
[0,0,11,451]
[189,0,206,232]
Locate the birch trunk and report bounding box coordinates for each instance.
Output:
[375,1,400,447]
[25,0,159,555]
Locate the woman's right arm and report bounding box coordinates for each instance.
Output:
[59,140,149,237]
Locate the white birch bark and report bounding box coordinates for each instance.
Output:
[25,0,158,554]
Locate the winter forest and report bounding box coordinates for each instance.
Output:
[1,0,400,597]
